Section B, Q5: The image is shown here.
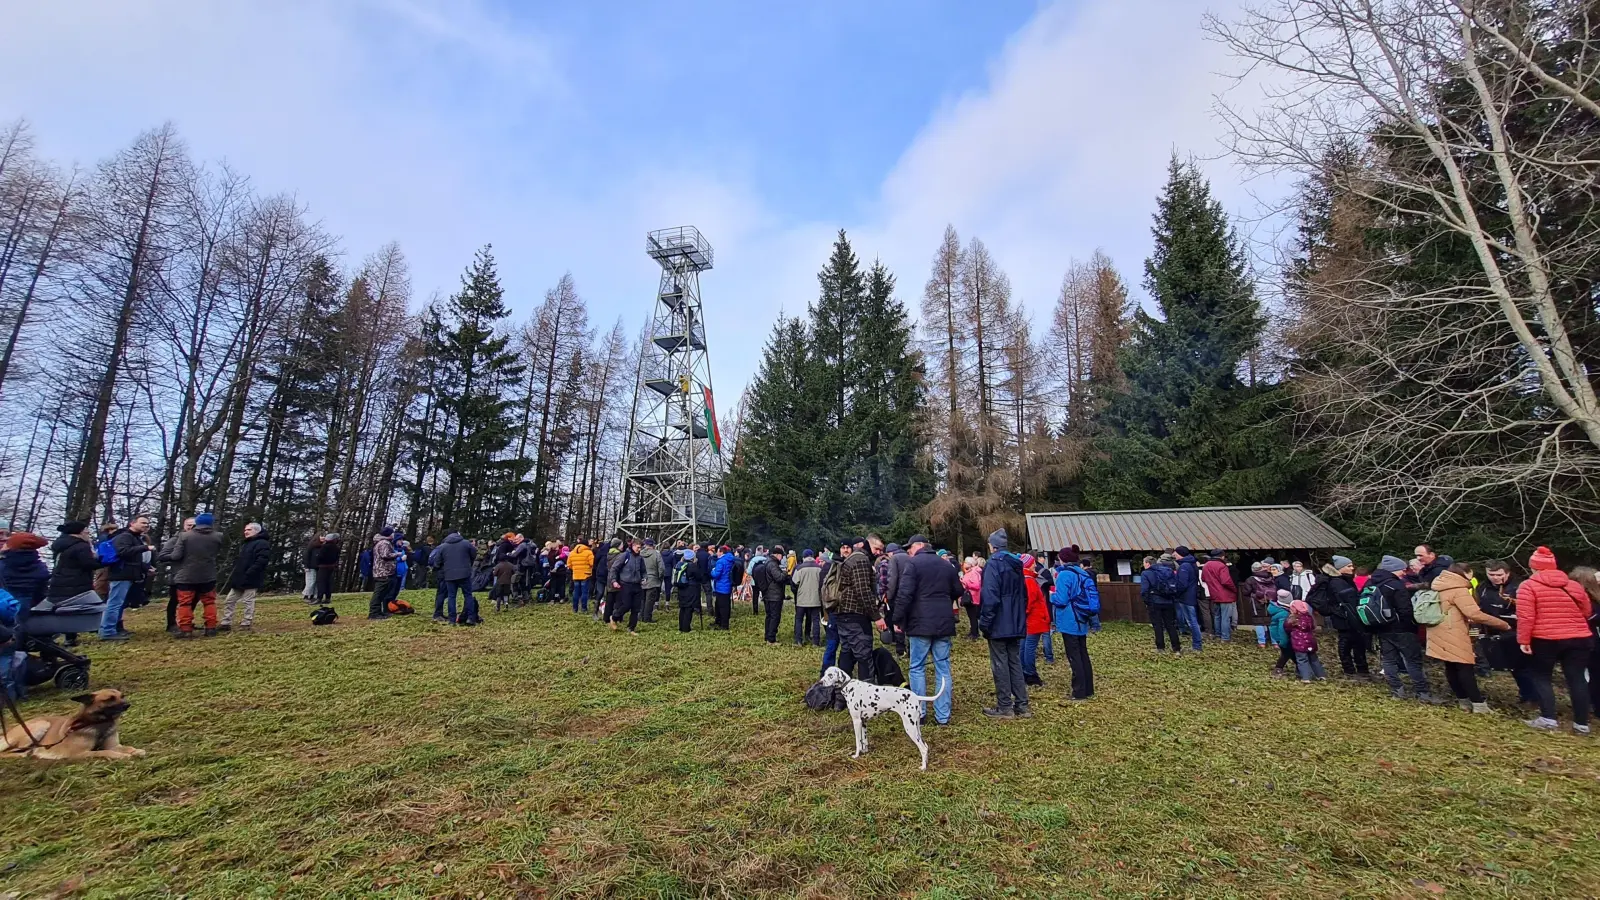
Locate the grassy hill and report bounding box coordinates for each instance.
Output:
[4,591,1598,898]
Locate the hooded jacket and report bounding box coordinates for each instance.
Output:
[710,552,735,595]
[1309,565,1361,631]
[1427,570,1510,664]
[1024,567,1050,636]
[617,549,645,586]
[301,538,322,569]
[169,524,223,585]
[641,545,663,590]
[753,553,790,605]
[892,549,962,638]
[1516,569,1593,644]
[433,533,477,582]
[1176,554,1200,606]
[227,530,273,591]
[1288,600,1318,653]
[1051,564,1096,637]
[977,551,1027,640]
[568,543,595,581]
[371,534,397,580]
[2,547,51,610]
[106,527,148,582]
[46,534,100,601]
[315,539,341,569]
[1365,568,1414,632]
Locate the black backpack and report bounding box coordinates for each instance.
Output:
[804,680,845,711]
[310,605,339,626]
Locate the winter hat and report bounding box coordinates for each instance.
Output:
[645,538,656,546]
[1290,598,1310,615]
[4,532,47,551]
[936,549,951,559]
[1378,555,1407,573]
[1175,545,1192,557]
[802,550,814,560]
[773,544,786,555]
[1332,555,1353,570]
[1158,553,1175,564]
[1276,588,1293,602]
[195,513,215,527]
[1250,562,1263,573]
[1529,546,1558,571]
[1210,549,1226,559]
[988,528,1009,551]
[59,520,89,536]
[1021,553,1035,569]
[1059,546,1080,564]
[379,525,394,537]
[885,543,901,554]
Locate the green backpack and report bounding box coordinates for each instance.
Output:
[1411,588,1445,626]
[1356,583,1396,628]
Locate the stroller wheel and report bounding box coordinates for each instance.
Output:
[54,665,90,692]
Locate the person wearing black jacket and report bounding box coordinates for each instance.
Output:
[608,541,646,634]
[300,534,323,604]
[893,536,962,726]
[676,542,708,633]
[1369,555,1438,702]
[46,523,100,604]
[754,546,791,644]
[100,515,152,640]
[314,534,341,606]
[1308,556,1369,677]
[1476,559,1536,701]
[220,522,271,632]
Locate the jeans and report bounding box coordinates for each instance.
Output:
[1021,632,1053,679]
[100,581,132,638]
[1444,660,1483,703]
[677,583,701,632]
[763,595,784,643]
[908,636,953,724]
[1061,632,1094,699]
[821,617,840,676]
[1378,631,1431,696]
[1150,606,1180,651]
[1336,629,1371,674]
[1255,625,1269,647]
[441,578,477,623]
[1176,604,1203,651]
[1294,649,1326,680]
[986,637,1029,713]
[1213,602,1237,642]
[794,607,821,646]
[1529,636,1594,725]
[572,579,590,612]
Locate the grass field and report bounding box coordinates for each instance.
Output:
[4,590,1600,899]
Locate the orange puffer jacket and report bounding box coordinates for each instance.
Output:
[1516,570,1594,644]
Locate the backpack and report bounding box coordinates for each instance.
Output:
[310,605,339,626]
[803,680,844,712]
[1145,565,1181,601]
[821,563,844,609]
[387,598,414,615]
[1055,566,1101,622]
[96,537,120,566]
[673,558,692,584]
[1410,588,1445,626]
[1356,583,1395,628]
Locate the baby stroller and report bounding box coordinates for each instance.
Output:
[6,593,101,696]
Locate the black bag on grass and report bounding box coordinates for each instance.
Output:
[804,680,845,712]
[310,605,338,626]
[873,647,905,688]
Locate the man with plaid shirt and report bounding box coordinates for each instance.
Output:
[829,537,885,684]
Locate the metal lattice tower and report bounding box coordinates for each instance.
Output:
[619,226,727,545]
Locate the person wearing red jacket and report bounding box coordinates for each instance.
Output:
[1200,550,1238,642]
[1516,546,1594,734]
[1020,554,1053,687]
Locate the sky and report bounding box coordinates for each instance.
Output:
[1,0,1279,407]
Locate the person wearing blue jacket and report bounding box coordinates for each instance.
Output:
[710,545,735,630]
[1174,546,1204,653]
[977,529,1030,719]
[1051,547,1097,701]
[431,532,478,625]
[1268,588,1295,677]
[1142,554,1184,653]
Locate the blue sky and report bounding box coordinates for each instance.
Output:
[2,0,1273,405]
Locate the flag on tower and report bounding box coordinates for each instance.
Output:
[703,387,721,454]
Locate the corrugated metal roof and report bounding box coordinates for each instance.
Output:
[1025,506,1352,553]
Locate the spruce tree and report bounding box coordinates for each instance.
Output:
[436,245,526,533]
[727,316,816,542]
[1088,157,1300,509]
[848,260,930,529]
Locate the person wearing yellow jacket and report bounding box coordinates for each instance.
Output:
[568,539,595,613]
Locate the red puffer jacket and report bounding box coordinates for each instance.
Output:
[1516,570,1594,644]
[1024,574,1050,636]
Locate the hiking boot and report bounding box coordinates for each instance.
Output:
[981,707,1015,719]
[174,630,194,640]
[1471,702,1491,715]
[217,625,231,633]
[203,628,217,637]
[1525,716,1559,731]
[239,625,253,633]
[1024,674,1044,687]
[1389,689,1407,701]
[1013,708,1034,719]
[1417,693,1448,706]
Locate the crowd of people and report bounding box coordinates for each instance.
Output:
[1131,544,1596,734]
[2,514,1596,737]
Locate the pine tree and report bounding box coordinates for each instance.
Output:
[436,245,526,534]
[1088,157,1299,509]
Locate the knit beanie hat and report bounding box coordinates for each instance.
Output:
[1021,553,1035,569]
[1175,545,1192,557]
[4,532,47,551]
[1332,555,1353,570]
[1529,546,1558,571]
[1290,598,1310,614]
[1059,546,1080,564]
[988,528,1009,551]
[1378,555,1407,573]
[379,525,394,537]
[1276,588,1293,602]
[802,550,814,560]
[59,520,89,536]
[195,513,215,527]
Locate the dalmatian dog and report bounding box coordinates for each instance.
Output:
[818,666,948,771]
